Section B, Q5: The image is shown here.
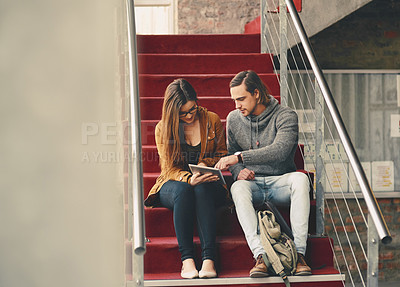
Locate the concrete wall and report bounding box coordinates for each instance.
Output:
[0,1,125,287]
[299,0,372,38]
[264,0,372,55]
[309,0,400,69]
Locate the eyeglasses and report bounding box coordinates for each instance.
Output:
[179,105,198,118]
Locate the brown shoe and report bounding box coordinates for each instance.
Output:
[249,254,269,278]
[294,253,312,276]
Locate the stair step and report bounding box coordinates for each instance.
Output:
[142,145,160,173]
[137,34,261,54]
[140,97,232,121]
[143,173,159,196]
[145,202,317,238]
[140,97,280,120]
[142,236,336,277]
[145,208,177,238]
[140,96,280,121]
[139,97,224,121]
[140,273,345,287]
[138,73,280,98]
[144,237,182,274]
[141,120,158,146]
[145,207,244,238]
[138,54,274,75]
[141,119,226,145]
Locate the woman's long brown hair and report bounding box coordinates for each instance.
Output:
[159,79,197,170]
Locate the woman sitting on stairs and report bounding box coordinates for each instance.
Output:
[144,78,230,279]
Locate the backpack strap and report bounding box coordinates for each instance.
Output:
[262,254,291,287]
[263,201,294,240]
[258,211,291,287]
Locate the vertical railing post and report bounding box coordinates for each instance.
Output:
[279,0,288,107]
[126,0,146,286]
[315,79,326,236]
[261,0,268,54]
[368,214,379,287]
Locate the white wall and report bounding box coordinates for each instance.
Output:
[0,1,125,286]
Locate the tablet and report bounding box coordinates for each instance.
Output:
[188,164,226,185]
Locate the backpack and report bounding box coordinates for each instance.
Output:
[258,209,298,287]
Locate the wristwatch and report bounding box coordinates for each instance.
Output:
[234,151,243,163]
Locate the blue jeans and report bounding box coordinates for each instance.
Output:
[159,180,226,262]
[230,172,310,258]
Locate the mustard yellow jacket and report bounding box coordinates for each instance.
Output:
[144,106,228,207]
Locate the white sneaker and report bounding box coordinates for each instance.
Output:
[180,269,199,279]
[199,269,217,278]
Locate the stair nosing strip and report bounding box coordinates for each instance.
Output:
[138,53,272,56]
[137,274,345,286]
[139,73,278,76]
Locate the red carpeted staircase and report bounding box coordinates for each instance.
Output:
[134,33,344,286]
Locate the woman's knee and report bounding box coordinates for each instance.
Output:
[193,182,214,195]
[159,181,193,209]
[194,182,224,201]
[166,181,193,202]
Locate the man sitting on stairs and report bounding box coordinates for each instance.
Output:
[215,70,312,277]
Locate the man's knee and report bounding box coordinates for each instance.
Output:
[294,172,309,183]
[291,172,310,196]
[230,180,252,201]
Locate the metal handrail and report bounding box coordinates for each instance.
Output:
[285,0,391,244]
[126,0,146,255]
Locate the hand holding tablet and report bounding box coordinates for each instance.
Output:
[189,164,226,185]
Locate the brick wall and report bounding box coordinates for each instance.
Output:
[325,198,400,283]
[177,0,259,34]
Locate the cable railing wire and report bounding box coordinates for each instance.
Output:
[281,0,369,235]
[284,2,369,278]
[261,1,387,285]
[326,200,359,287]
[289,0,391,246]
[283,2,370,254]
[262,4,316,190]
[266,3,369,241]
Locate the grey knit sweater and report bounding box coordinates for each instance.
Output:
[227,96,299,180]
